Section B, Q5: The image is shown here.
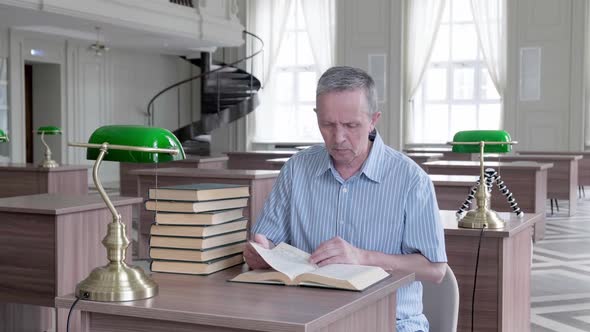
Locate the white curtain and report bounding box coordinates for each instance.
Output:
[247,0,334,143]
[404,0,447,101]
[404,0,447,143]
[247,0,294,143]
[471,0,507,97]
[301,0,336,75]
[247,0,293,86]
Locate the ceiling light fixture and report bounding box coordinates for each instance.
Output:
[89,26,109,56]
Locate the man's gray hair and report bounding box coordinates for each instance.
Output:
[316,66,378,115]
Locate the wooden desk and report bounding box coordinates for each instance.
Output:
[119,155,228,196]
[518,150,590,190]
[55,266,414,332]
[441,210,540,332]
[429,174,479,210]
[266,157,289,170]
[0,163,88,197]
[131,167,280,259]
[405,153,443,170]
[486,154,581,216]
[424,161,551,241]
[403,147,472,161]
[226,151,297,170]
[0,194,142,332]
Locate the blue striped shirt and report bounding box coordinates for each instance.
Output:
[252,133,447,332]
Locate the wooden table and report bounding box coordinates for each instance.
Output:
[131,167,280,259]
[424,161,551,241]
[518,150,590,194]
[405,153,443,170]
[55,266,414,332]
[429,174,479,211]
[486,154,581,216]
[226,151,297,170]
[441,210,541,332]
[119,155,228,196]
[266,157,289,170]
[0,163,88,197]
[403,147,473,161]
[0,194,142,332]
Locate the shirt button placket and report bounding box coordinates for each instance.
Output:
[337,186,348,235]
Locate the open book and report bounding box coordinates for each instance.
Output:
[230,242,390,291]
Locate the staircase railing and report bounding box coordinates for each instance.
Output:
[146,30,263,128]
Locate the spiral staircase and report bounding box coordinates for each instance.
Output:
[147,31,262,155]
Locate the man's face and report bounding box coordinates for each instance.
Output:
[316,89,380,165]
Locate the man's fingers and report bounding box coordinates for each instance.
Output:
[310,247,342,264]
[316,256,346,267]
[253,234,270,248]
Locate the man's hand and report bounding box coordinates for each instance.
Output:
[243,233,273,270]
[309,236,366,266]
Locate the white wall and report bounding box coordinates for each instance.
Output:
[32,63,62,165]
[0,27,9,160]
[333,0,588,152]
[0,28,8,58]
[336,0,404,150]
[505,0,587,151]
[5,30,192,183]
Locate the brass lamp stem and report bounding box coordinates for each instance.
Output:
[40,132,51,157]
[93,143,120,222]
[75,142,158,301]
[479,141,485,190]
[458,140,505,229]
[39,131,59,168]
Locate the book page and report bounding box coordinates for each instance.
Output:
[250,242,317,281]
[300,264,389,291]
[306,264,382,280]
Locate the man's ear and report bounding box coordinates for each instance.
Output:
[370,112,382,131]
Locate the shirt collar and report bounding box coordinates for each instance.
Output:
[314,132,385,183]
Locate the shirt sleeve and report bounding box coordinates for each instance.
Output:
[251,160,293,245]
[402,171,447,263]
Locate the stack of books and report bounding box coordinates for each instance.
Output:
[146,183,250,275]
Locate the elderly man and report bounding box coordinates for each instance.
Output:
[244,66,447,332]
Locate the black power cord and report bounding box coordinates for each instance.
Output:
[67,292,89,332]
[472,226,486,332]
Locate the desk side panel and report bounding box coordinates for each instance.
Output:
[0,212,55,306]
[47,169,89,195]
[86,312,260,332]
[579,158,590,186]
[316,293,396,332]
[0,304,53,332]
[55,204,135,332]
[500,228,532,332]
[0,171,46,197]
[546,160,572,199]
[569,160,578,216]
[446,234,500,332]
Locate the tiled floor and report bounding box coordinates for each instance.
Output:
[532,198,590,332]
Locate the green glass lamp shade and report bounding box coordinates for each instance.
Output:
[85,125,186,163]
[36,125,62,135]
[451,130,512,153]
[0,129,8,142]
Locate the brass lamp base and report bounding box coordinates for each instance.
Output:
[39,159,59,168]
[76,263,158,301]
[458,208,505,229]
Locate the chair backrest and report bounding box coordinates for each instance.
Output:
[422,265,459,332]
